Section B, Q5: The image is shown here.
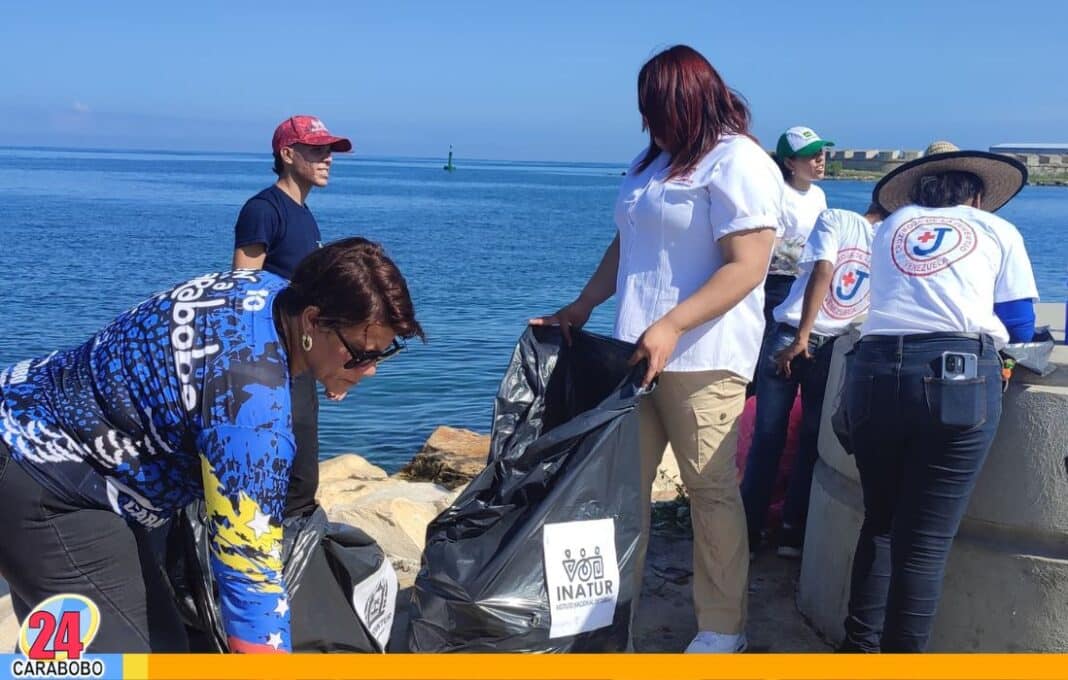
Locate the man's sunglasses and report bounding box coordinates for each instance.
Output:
[334,329,405,370]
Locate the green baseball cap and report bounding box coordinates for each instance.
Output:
[776,126,834,158]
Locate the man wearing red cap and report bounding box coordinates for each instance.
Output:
[232,115,352,278]
[231,115,352,521]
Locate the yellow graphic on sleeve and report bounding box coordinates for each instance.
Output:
[200,455,284,593]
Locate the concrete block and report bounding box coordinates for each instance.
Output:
[966,381,1068,533]
[797,460,861,644]
[934,536,1068,651]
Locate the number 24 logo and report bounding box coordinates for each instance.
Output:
[18,594,100,660]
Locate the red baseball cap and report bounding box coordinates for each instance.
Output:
[271,115,352,153]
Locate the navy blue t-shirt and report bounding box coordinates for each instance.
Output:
[234,185,322,279]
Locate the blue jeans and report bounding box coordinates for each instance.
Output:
[749,275,796,396]
[761,276,796,332]
[840,334,1003,652]
[740,323,836,544]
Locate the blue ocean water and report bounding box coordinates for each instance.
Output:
[0,147,1064,471]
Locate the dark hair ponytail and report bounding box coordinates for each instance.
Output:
[911,171,984,208]
[772,153,792,180]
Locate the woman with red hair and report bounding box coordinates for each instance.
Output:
[533,45,782,653]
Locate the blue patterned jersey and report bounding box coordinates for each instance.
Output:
[0,270,296,653]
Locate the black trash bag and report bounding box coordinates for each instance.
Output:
[1002,325,1058,377]
[166,502,396,652]
[319,521,400,652]
[408,325,647,652]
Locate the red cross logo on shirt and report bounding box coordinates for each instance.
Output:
[841,271,856,287]
[917,231,936,244]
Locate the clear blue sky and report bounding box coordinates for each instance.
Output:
[1,0,1064,162]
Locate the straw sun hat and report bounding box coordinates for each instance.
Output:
[923,140,959,156]
[874,143,1028,213]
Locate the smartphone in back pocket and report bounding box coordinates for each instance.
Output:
[941,351,978,380]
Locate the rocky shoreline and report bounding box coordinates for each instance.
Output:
[0,426,827,653]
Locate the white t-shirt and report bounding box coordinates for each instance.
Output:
[613,135,784,377]
[861,204,1039,348]
[768,183,827,277]
[774,208,876,336]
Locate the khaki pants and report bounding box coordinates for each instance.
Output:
[634,370,749,634]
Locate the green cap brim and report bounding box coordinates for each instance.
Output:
[792,139,834,157]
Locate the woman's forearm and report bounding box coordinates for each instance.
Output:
[664,262,766,332]
[795,261,834,341]
[663,230,775,333]
[577,235,620,307]
[994,298,1036,343]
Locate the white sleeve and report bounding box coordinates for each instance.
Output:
[800,210,840,265]
[994,226,1039,303]
[707,146,783,240]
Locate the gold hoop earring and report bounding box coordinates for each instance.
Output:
[301,334,313,352]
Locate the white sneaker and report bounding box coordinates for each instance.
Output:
[776,544,802,559]
[684,631,748,653]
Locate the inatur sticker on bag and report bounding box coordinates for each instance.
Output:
[543,518,620,639]
[350,557,398,652]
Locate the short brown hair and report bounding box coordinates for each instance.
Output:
[280,237,425,340]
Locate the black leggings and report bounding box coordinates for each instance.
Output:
[286,372,320,518]
[0,442,189,653]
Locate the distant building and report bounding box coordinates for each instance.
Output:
[990,143,1068,154]
[988,144,1068,179]
[822,145,1068,181]
[826,148,917,173]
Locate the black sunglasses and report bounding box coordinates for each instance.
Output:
[334,329,404,370]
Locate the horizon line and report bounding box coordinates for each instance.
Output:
[0,143,634,168]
